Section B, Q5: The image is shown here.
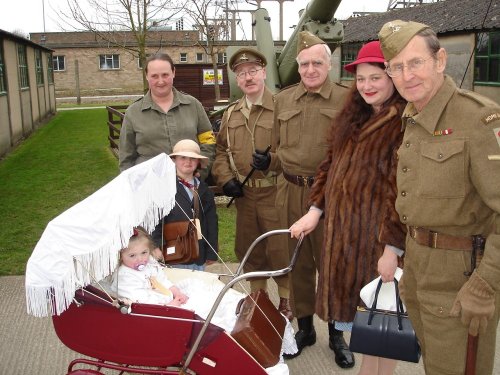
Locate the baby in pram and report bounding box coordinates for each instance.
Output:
[110,227,297,347]
[111,227,189,307]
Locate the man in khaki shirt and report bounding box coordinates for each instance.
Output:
[211,48,292,320]
[273,31,351,367]
[379,20,500,374]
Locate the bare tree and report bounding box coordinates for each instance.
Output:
[58,0,185,92]
[183,0,230,102]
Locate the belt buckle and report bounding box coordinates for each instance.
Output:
[299,176,309,186]
[428,230,438,248]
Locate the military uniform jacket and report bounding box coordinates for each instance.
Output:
[396,75,500,289]
[119,88,215,171]
[273,80,348,176]
[211,87,280,187]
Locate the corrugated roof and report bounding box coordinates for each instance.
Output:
[342,0,500,43]
[0,29,54,52]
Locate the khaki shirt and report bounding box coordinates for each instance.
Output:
[119,88,215,172]
[212,87,279,186]
[396,75,500,288]
[273,80,348,176]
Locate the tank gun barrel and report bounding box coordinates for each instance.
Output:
[277,0,344,88]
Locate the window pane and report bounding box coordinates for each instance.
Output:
[488,57,499,82]
[476,33,488,55]
[490,33,500,55]
[474,57,487,81]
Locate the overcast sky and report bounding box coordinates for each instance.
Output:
[0,0,389,40]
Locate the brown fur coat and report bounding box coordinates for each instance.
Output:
[309,105,406,322]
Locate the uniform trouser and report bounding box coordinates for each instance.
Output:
[400,236,500,375]
[234,187,290,298]
[276,176,324,318]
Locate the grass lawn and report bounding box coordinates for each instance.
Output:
[0,108,236,276]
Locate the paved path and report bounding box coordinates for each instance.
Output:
[1,267,498,374]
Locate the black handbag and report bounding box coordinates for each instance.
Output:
[349,278,421,363]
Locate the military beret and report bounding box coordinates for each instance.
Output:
[229,48,267,71]
[378,20,430,61]
[297,31,325,55]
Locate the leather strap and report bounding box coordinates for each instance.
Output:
[283,171,314,187]
[408,226,484,252]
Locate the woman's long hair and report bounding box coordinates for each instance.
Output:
[328,63,406,156]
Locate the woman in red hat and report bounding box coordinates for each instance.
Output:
[290,41,407,374]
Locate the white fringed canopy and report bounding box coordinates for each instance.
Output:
[25,154,177,317]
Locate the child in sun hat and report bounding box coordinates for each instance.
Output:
[152,139,218,271]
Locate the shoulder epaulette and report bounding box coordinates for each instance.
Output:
[275,83,299,96]
[457,88,498,107]
[335,82,349,89]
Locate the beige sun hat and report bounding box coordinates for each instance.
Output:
[169,139,208,168]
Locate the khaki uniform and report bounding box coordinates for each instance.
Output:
[273,80,348,318]
[396,76,500,374]
[119,88,216,173]
[211,88,289,294]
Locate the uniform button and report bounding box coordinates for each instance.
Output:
[438,306,444,314]
[438,153,443,159]
[402,215,407,221]
[408,119,416,125]
[405,142,411,148]
[402,167,408,173]
[401,191,407,197]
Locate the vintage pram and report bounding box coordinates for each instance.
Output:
[25,154,303,375]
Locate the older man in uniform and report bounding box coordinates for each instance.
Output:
[273,31,352,367]
[378,20,500,374]
[211,48,292,319]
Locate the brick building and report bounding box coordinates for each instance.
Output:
[30,30,232,107]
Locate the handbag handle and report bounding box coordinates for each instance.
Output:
[368,278,405,331]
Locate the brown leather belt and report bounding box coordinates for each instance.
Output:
[283,171,314,187]
[408,226,485,252]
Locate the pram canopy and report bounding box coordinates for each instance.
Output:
[25,153,177,317]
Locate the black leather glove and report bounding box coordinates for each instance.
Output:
[251,149,271,170]
[222,178,244,198]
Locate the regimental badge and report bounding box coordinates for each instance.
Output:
[388,22,401,33]
[239,53,249,62]
[494,127,500,148]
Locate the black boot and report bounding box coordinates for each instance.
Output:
[328,322,355,369]
[283,315,316,359]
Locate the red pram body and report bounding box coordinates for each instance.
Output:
[53,285,267,375]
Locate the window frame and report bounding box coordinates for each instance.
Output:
[99,54,120,70]
[196,52,204,63]
[474,31,500,86]
[47,54,54,84]
[0,40,7,94]
[340,43,362,80]
[217,52,226,64]
[17,44,29,89]
[53,55,65,72]
[180,52,188,63]
[35,49,44,85]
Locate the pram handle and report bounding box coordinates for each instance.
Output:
[181,229,304,373]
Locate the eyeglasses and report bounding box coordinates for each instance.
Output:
[235,68,262,79]
[385,56,433,77]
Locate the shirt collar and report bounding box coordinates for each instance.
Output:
[293,79,333,101]
[402,75,456,134]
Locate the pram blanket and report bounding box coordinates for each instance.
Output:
[25,154,177,317]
